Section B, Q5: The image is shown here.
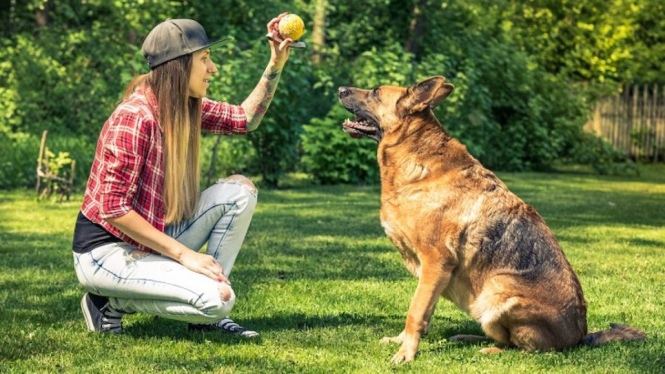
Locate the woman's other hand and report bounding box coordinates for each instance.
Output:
[179,249,230,284]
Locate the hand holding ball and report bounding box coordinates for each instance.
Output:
[266,13,306,49]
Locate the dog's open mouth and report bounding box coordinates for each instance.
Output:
[342,115,382,141]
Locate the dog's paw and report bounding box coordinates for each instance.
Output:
[390,347,417,364]
[479,347,504,355]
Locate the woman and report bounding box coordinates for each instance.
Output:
[72,15,293,338]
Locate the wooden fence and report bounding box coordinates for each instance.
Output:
[584,84,665,162]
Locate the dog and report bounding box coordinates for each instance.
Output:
[338,77,646,363]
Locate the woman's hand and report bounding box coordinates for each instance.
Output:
[105,211,230,284]
[267,12,292,68]
[178,249,230,284]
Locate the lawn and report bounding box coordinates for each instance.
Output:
[1,166,664,373]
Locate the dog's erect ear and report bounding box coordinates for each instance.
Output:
[403,76,454,114]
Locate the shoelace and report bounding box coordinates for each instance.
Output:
[101,306,125,332]
[217,318,259,338]
[218,318,243,332]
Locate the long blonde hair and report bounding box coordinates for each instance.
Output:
[124,54,202,224]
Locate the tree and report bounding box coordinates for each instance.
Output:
[311,0,327,64]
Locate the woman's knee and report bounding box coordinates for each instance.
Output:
[219,284,234,302]
[201,284,236,320]
[220,174,257,196]
[212,175,258,216]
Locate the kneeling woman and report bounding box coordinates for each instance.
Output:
[72,16,294,337]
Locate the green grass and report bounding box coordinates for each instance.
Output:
[1,165,664,373]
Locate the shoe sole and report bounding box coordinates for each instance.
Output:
[239,331,260,338]
[80,295,96,332]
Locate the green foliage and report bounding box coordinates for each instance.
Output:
[199,135,257,186]
[240,42,320,188]
[628,0,665,84]
[566,132,638,175]
[499,0,637,84]
[1,0,663,188]
[0,134,39,189]
[353,43,416,87]
[0,133,94,190]
[45,150,73,178]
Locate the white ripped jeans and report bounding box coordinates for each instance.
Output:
[73,176,257,323]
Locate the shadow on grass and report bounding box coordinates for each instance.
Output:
[125,316,262,344]
[122,311,483,345]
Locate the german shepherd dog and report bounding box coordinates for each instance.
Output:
[338,77,645,363]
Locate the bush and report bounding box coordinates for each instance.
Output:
[565,132,638,176]
[199,135,258,187]
[419,41,591,172]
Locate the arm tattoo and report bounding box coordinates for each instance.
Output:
[242,65,283,131]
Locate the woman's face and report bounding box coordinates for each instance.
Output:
[189,49,217,98]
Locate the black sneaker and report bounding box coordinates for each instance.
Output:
[80,292,126,333]
[189,317,259,338]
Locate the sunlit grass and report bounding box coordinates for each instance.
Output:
[1,165,663,373]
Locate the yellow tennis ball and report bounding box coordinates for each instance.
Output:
[278,14,305,41]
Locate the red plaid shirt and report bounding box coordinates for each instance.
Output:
[80,85,247,252]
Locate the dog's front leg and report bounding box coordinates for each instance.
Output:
[390,261,453,364]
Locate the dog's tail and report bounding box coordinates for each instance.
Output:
[581,323,646,346]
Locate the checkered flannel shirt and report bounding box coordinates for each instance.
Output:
[80,84,247,252]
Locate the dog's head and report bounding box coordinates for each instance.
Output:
[338,76,454,142]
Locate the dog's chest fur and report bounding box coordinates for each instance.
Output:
[378,166,449,279]
[380,203,422,277]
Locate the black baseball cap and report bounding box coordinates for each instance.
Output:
[141,19,230,69]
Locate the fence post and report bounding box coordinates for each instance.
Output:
[622,84,630,153]
[654,85,665,162]
[653,84,659,162]
[613,93,620,146]
[631,84,639,159]
[36,130,48,194]
[642,84,650,160]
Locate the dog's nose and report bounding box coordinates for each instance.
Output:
[339,87,351,99]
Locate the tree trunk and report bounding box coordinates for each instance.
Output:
[404,0,426,56]
[35,0,52,27]
[311,0,327,64]
[206,136,223,186]
[7,0,17,36]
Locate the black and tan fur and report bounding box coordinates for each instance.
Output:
[338,77,645,363]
